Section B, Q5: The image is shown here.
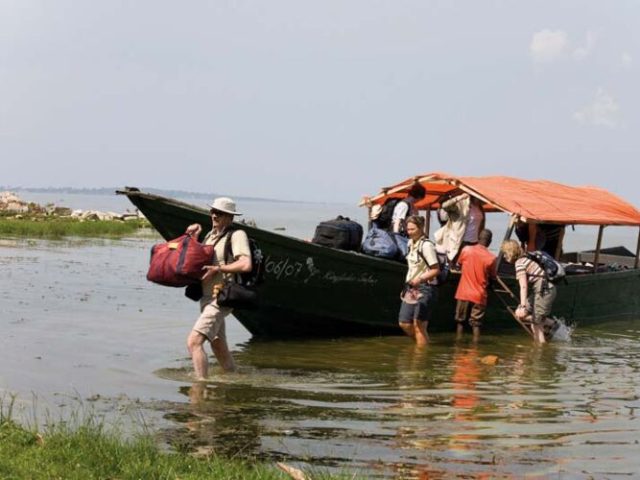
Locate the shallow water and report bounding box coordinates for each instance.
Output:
[2,194,640,478]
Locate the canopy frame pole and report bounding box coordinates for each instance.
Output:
[424,204,432,238]
[593,225,605,274]
[635,227,640,269]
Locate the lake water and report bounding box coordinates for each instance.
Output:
[2,191,640,478]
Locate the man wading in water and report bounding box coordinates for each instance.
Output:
[185,197,252,380]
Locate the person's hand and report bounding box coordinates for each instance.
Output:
[186,223,202,237]
[201,265,220,281]
[515,305,527,320]
[409,277,422,287]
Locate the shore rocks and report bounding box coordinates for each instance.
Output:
[0,191,30,213]
[1,191,145,221]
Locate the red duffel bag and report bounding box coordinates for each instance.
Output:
[146,235,214,287]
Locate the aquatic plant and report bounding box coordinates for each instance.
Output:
[0,217,151,239]
[0,399,361,480]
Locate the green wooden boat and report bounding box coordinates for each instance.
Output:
[118,173,640,338]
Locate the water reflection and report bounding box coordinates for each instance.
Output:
[155,331,640,478]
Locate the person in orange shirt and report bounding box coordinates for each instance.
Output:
[454,229,497,341]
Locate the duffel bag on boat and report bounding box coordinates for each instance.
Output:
[146,234,213,287]
[361,225,399,259]
[311,216,363,251]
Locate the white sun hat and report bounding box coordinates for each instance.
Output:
[209,197,243,216]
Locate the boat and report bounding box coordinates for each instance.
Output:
[117,173,640,338]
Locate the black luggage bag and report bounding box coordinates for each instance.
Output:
[312,216,363,251]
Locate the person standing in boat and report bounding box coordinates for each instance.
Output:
[515,221,564,259]
[453,229,497,341]
[398,215,440,346]
[184,197,252,380]
[434,192,485,265]
[390,183,427,257]
[500,239,556,344]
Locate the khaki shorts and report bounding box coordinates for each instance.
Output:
[528,284,556,325]
[193,297,232,343]
[455,300,486,328]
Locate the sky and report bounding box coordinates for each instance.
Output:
[1,0,638,205]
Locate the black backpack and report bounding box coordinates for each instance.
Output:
[525,250,566,284]
[375,198,407,230]
[223,228,265,287]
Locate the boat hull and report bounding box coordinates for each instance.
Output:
[120,189,640,338]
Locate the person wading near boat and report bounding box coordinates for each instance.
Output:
[184,197,252,380]
[454,229,497,341]
[398,215,440,346]
[500,239,556,344]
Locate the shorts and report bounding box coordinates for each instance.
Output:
[528,284,556,325]
[193,297,232,343]
[454,300,486,328]
[399,284,438,324]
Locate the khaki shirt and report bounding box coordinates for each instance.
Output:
[201,228,251,298]
[405,238,438,284]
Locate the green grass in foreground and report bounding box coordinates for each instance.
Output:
[0,217,150,239]
[0,417,359,480]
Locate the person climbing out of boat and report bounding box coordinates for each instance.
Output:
[515,221,565,258]
[434,191,485,267]
[500,239,556,344]
[454,229,497,342]
[398,215,440,346]
[184,197,252,380]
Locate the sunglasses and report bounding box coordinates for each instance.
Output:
[209,209,228,217]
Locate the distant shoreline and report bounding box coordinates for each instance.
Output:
[0,186,332,205]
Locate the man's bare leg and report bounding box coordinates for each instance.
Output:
[212,337,236,372]
[187,330,209,380]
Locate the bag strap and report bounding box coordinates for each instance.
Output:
[416,238,437,267]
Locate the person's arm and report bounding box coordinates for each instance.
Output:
[515,270,529,319]
[442,193,469,212]
[202,256,251,281]
[409,264,439,287]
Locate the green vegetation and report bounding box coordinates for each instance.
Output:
[0,216,151,239]
[0,402,359,480]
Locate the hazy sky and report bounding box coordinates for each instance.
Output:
[1,1,638,204]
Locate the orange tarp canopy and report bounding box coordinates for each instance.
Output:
[364,172,640,226]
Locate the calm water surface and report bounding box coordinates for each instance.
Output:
[1,193,639,478]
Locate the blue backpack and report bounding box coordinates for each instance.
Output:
[526,250,566,284]
[362,225,399,259]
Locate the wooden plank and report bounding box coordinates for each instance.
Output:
[636,227,640,269]
[593,226,604,274]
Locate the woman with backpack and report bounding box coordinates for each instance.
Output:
[398,215,441,346]
[500,239,557,344]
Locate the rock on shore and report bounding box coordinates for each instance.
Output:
[0,191,144,220]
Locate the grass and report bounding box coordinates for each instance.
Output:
[0,216,150,239]
[0,398,360,480]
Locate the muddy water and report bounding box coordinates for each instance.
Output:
[2,233,640,477]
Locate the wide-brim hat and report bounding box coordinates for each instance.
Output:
[209,197,242,216]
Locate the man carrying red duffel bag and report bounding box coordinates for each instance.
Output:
[183,197,252,380]
[146,235,214,287]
